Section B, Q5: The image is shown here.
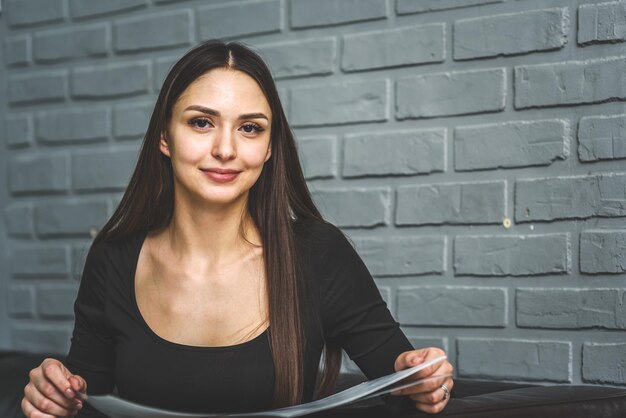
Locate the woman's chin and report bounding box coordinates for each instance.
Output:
[195,191,248,207]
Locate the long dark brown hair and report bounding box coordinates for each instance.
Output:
[93,40,341,407]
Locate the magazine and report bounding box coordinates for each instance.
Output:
[86,355,447,418]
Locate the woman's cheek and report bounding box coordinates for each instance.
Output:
[242,147,271,168]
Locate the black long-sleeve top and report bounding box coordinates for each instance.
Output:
[66,219,413,416]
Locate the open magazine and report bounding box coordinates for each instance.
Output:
[85,355,448,418]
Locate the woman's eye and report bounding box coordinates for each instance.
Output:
[240,123,264,134]
[189,118,212,129]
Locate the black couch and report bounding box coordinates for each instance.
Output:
[3,351,626,418]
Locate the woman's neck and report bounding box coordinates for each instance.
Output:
[161,193,261,269]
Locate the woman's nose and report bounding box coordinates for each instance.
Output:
[211,129,236,161]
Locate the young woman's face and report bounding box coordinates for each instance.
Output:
[160,68,272,208]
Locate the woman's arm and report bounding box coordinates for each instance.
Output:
[23,242,116,417]
[317,222,454,413]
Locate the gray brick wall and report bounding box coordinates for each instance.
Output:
[1,0,625,387]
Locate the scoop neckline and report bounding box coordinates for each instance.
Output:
[128,230,270,352]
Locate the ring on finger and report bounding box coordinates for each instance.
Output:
[440,384,450,401]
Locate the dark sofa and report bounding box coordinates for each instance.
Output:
[3,351,625,418]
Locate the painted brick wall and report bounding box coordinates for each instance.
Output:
[1,0,625,386]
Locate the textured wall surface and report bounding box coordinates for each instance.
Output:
[1,0,625,386]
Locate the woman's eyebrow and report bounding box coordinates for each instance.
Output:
[183,105,269,121]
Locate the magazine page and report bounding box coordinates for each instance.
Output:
[86,355,447,418]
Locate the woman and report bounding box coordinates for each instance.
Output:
[21,40,453,417]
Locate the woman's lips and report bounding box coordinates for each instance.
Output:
[201,169,240,183]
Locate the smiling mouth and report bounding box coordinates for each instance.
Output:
[200,169,241,183]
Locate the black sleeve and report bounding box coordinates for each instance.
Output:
[66,242,115,417]
[319,224,413,379]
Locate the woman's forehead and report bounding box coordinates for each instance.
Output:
[175,68,271,116]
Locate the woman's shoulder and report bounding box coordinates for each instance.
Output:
[293,217,353,260]
[78,231,147,302]
[293,217,345,243]
[84,230,147,271]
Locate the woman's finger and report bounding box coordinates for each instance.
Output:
[411,350,450,379]
[409,378,454,404]
[21,396,66,418]
[30,365,83,412]
[413,399,447,415]
[30,376,79,410]
[68,374,88,396]
[25,382,80,417]
[393,359,454,396]
[394,350,425,372]
[41,360,77,399]
[394,374,452,396]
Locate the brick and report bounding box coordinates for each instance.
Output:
[396,181,505,226]
[198,0,281,40]
[9,154,68,194]
[454,234,570,276]
[290,0,387,28]
[4,203,34,238]
[290,79,389,127]
[10,246,70,278]
[154,56,178,91]
[70,0,147,19]
[515,57,626,109]
[396,68,505,119]
[580,230,626,274]
[5,35,30,66]
[458,339,571,382]
[454,8,568,60]
[342,24,444,72]
[406,336,448,352]
[71,61,151,99]
[578,114,626,161]
[37,285,79,319]
[9,71,67,105]
[311,188,390,228]
[36,108,110,144]
[583,343,626,385]
[35,200,109,238]
[5,114,33,148]
[72,147,139,191]
[353,236,446,276]
[115,10,192,53]
[515,173,626,222]
[34,24,108,63]
[12,325,72,354]
[343,128,446,178]
[396,0,503,15]
[114,102,153,139]
[578,1,626,45]
[9,285,35,318]
[258,38,336,79]
[5,0,65,27]
[455,120,569,171]
[296,135,337,180]
[516,288,626,329]
[398,286,507,327]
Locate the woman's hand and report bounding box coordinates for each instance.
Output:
[22,358,86,417]
[393,347,454,414]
